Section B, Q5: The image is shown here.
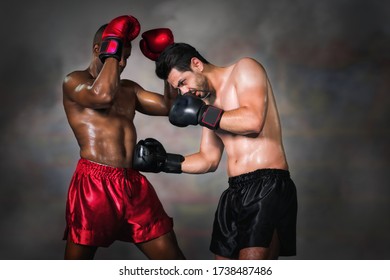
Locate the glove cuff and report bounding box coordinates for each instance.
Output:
[99,38,123,63]
[199,105,224,130]
[163,153,184,173]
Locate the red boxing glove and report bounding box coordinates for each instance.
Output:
[99,15,141,62]
[139,28,174,61]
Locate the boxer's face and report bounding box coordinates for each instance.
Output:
[168,68,212,100]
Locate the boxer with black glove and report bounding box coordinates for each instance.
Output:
[133,138,184,173]
[150,42,298,260]
[169,94,224,130]
[99,15,140,62]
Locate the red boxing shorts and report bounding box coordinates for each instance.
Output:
[63,158,173,247]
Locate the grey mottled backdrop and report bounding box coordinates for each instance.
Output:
[0,0,389,259]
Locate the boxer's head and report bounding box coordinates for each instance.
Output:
[155,43,209,80]
[92,23,132,73]
[93,24,108,48]
[157,43,212,99]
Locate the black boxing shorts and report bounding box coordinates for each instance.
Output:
[210,169,297,259]
[63,158,173,247]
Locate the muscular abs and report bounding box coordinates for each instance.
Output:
[216,83,288,177]
[65,86,137,168]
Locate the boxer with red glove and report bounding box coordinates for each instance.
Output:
[62,20,186,260]
[133,138,184,173]
[139,28,174,61]
[99,15,140,62]
[169,94,224,130]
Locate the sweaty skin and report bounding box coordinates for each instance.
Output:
[166,57,290,260]
[62,43,183,260]
[167,57,288,177]
[63,48,175,168]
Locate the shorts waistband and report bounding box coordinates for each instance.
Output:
[228,168,290,185]
[76,158,138,179]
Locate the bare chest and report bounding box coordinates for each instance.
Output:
[109,90,136,120]
[212,83,239,111]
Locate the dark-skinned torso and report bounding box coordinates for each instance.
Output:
[63,71,138,168]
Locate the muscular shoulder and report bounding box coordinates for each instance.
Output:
[63,70,91,93]
[64,70,91,84]
[231,57,267,87]
[234,57,266,77]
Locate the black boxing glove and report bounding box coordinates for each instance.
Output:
[169,94,224,130]
[132,138,184,173]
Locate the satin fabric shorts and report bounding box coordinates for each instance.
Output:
[63,158,173,247]
[210,169,297,258]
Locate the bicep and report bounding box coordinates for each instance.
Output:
[219,60,268,134]
[235,60,268,119]
[199,128,224,159]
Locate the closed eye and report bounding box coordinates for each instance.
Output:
[177,79,185,88]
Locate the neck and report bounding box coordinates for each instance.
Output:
[203,64,227,96]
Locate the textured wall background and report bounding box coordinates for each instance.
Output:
[0,0,389,259]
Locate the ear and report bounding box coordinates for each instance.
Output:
[93,43,100,55]
[190,57,204,72]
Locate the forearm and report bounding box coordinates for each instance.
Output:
[89,15,139,105]
[92,58,120,99]
[169,94,265,134]
[76,58,121,109]
[218,107,264,135]
[133,136,221,174]
[163,80,179,110]
[181,152,218,174]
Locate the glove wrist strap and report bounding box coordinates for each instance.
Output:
[99,38,123,62]
[199,105,224,130]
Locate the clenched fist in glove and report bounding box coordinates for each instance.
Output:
[99,15,140,62]
[169,94,224,130]
[139,28,174,61]
[132,138,184,173]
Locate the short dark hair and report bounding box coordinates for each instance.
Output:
[93,24,108,47]
[155,43,209,80]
